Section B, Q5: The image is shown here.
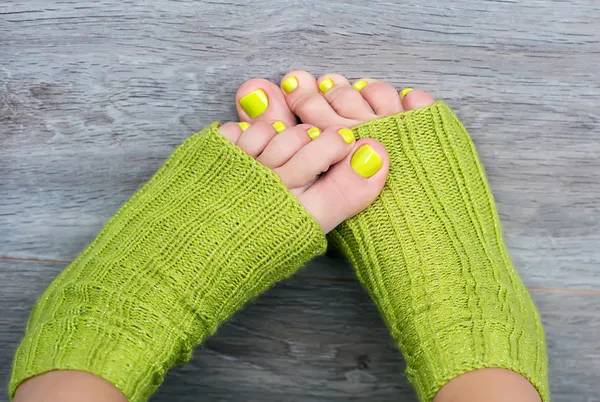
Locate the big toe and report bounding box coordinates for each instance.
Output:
[236,78,297,127]
[298,139,389,233]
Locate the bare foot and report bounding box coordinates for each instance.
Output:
[230,75,437,234]
[276,72,435,128]
[221,79,390,233]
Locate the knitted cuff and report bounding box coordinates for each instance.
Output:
[331,102,549,402]
[10,123,327,402]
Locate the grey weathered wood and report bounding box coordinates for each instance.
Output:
[1,0,599,289]
[1,0,600,401]
[1,260,600,402]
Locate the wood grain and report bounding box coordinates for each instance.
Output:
[1,0,600,400]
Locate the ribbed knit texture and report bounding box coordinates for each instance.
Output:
[10,123,327,402]
[331,101,549,402]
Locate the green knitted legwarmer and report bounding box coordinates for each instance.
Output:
[330,102,549,402]
[10,123,327,402]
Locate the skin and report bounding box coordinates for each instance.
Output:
[217,121,389,234]
[434,368,542,402]
[14,371,127,402]
[14,72,542,402]
[15,367,542,402]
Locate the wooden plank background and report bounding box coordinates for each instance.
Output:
[1,0,599,400]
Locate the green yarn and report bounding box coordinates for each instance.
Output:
[10,104,550,402]
[10,123,327,402]
[331,101,549,402]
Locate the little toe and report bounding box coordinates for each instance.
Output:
[257,123,315,169]
[299,139,389,233]
[400,88,436,111]
[219,122,247,144]
[235,121,278,158]
[274,126,356,189]
[281,70,361,130]
[317,73,377,121]
[236,78,297,127]
[357,79,404,116]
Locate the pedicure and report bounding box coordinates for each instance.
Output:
[238,122,250,132]
[400,88,414,98]
[319,78,334,93]
[239,89,269,118]
[272,121,286,134]
[351,145,383,178]
[353,79,368,92]
[307,127,321,140]
[338,128,355,144]
[281,76,299,93]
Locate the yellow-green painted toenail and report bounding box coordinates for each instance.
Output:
[319,78,334,93]
[338,128,355,144]
[400,88,414,98]
[351,145,382,178]
[307,127,321,140]
[239,89,269,118]
[353,79,368,92]
[238,122,250,132]
[282,76,299,93]
[272,121,286,134]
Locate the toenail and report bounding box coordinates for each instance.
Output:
[400,88,414,98]
[239,89,269,118]
[238,122,250,132]
[281,76,299,93]
[337,128,355,144]
[319,78,335,93]
[353,79,368,92]
[351,145,383,178]
[307,127,321,140]
[272,121,286,134]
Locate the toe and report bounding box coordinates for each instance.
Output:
[257,124,314,169]
[316,73,377,121]
[274,126,356,189]
[219,122,246,144]
[236,78,297,127]
[299,139,389,233]
[357,79,404,116]
[400,88,436,110]
[235,121,278,158]
[281,70,361,130]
